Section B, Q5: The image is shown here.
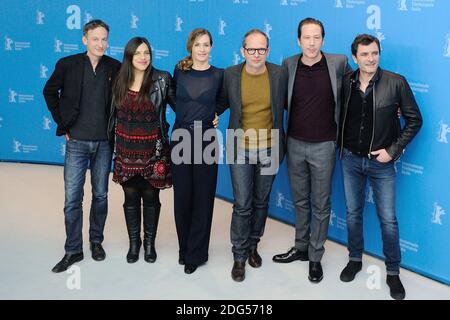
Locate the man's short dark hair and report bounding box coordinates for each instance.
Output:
[351,34,381,56]
[242,29,269,48]
[297,17,325,39]
[83,19,110,36]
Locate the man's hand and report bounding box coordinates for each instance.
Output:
[213,113,219,128]
[65,134,70,141]
[370,149,392,163]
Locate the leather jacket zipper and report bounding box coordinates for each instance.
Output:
[340,78,354,158]
[368,84,376,159]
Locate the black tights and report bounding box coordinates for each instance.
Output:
[122,176,160,208]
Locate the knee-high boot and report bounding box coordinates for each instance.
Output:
[143,204,161,263]
[123,206,142,263]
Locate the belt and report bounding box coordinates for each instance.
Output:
[174,121,214,130]
[344,146,372,159]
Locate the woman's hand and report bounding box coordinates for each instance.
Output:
[213,113,219,128]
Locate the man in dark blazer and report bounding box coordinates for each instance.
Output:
[272,18,351,283]
[216,29,288,282]
[43,19,120,273]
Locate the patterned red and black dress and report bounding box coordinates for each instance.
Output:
[112,90,172,189]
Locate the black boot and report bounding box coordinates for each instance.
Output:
[143,205,160,263]
[387,275,406,300]
[123,206,142,263]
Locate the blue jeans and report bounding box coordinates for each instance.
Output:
[341,148,401,275]
[63,139,112,254]
[229,148,276,262]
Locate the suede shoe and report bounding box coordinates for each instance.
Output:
[387,275,406,300]
[90,242,106,261]
[248,248,262,268]
[272,247,308,263]
[51,253,84,273]
[340,261,362,282]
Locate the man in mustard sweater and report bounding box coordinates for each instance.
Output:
[216,29,288,282]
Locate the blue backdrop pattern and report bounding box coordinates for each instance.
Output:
[1,0,449,284]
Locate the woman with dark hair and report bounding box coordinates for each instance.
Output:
[109,37,174,264]
[172,28,223,274]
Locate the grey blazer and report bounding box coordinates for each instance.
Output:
[282,53,352,138]
[216,62,288,164]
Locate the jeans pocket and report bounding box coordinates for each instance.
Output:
[260,156,272,168]
[66,139,77,150]
[372,157,393,166]
[69,138,78,143]
[258,149,272,167]
[342,148,352,159]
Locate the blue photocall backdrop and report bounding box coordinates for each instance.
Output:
[1,0,449,285]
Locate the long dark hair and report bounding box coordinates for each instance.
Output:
[176,28,212,71]
[113,37,153,108]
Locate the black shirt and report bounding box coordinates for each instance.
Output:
[288,54,336,142]
[173,65,223,126]
[69,55,108,140]
[343,68,381,156]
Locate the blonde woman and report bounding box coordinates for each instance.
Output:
[172,28,223,274]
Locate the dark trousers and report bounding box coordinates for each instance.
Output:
[172,125,218,265]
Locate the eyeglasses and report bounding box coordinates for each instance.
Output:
[243,47,268,55]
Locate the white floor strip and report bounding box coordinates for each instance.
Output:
[0,162,448,300]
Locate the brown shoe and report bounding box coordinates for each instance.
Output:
[248,248,262,268]
[231,261,245,282]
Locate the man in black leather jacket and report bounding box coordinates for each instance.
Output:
[43,20,120,273]
[338,34,422,300]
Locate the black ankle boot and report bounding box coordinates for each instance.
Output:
[340,261,362,282]
[387,275,406,300]
[143,205,160,263]
[123,206,141,263]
